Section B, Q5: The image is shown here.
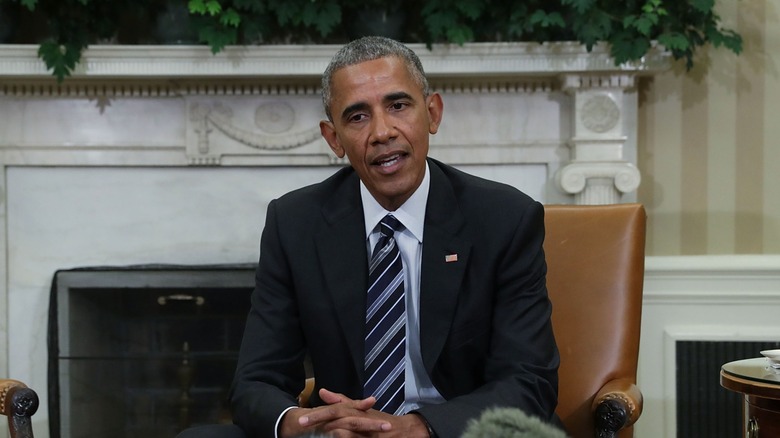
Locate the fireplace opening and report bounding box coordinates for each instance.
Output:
[49,265,257,438]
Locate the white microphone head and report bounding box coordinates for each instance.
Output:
[461,407,568,438]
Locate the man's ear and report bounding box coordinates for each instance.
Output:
[427,93,444,135]
[320,120,345,158]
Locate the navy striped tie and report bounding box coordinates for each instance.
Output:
[364,214,405,414]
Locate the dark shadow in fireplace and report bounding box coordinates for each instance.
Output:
[48,264,258,438]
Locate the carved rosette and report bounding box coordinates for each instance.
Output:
[580,94,620,134]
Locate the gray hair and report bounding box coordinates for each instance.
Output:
[321,36,430,121]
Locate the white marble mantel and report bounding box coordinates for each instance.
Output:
[0,42,669,193]
[0,42,670,437]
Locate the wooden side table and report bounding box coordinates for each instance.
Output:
[721,358,780,438]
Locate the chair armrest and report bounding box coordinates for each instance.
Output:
[1,379,40,438]
[591,378,643,438]
[298,377,316,408]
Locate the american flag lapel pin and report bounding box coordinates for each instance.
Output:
[445,254,458,263]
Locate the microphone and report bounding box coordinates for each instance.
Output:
[461,407,567,438]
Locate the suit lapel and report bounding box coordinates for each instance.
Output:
[314,172,368,379]
[420,161,471,374]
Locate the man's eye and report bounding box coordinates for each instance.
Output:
[390,102,407,110]
[349,113,367,122]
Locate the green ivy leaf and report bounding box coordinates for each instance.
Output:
[37,40,83,82]
[722,30,743,54]
[641,0,657,14]
[272,3,298,26]
[188,0,206,14]
[206,0,223,16]
[19,0,37,10]
[633,16,653,36]
[657,31,690,51]
[219,8,241,28]
[446,24,474,45]
[530,10,565,28]
[455,0,484,20]
[197,23,238,53]
[234,0,265,13]
[313,3,341,36]
[546,11,565,28]
[561,0,595,15]
[610,32,651,65]
[189,0,222,16]
[574,11,611,49]
[422,7,457,42]
[691,0,715,14]
[706,26,743,54]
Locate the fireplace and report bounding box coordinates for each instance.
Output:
[49,265,257,437]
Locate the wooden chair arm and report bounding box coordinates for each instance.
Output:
[297,377,316,408]
[591,378,643,438]
[1,379,39,438]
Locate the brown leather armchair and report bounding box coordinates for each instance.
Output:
[544,204,645,438]
[0,379,39,438]
[297,204,646,437]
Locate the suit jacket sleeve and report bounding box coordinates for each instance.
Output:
[416,199,559,437]
[229,199,307,437]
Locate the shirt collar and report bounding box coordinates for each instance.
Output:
[361,162,429,244]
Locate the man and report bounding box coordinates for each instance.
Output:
[180,36,559,438]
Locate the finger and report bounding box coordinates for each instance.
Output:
[319,387,352,404]
[328,429,367,438]
[298,404,357,427]
[353,396,376,411]
[319,388,376,411]
[299,403,390,431]
[320,416,392,433]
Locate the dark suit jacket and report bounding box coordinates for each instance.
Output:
[230,158,559,437]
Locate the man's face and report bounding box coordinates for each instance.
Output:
[320,56,443,211]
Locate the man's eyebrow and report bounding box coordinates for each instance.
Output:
[384,91,414,102]
[340,102,370,121]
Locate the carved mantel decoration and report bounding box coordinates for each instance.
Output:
[559,74,642,205]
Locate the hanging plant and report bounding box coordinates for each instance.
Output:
[6,0,742,81]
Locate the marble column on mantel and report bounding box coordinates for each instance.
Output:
[558,74,642,205]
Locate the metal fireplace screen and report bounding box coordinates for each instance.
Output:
[48,265,256,438]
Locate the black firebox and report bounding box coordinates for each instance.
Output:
[48,264,256,438]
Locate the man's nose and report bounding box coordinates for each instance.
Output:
[369,113,395,144]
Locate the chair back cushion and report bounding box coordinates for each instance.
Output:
[543,204,646,437]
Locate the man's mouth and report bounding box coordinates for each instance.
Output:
[374,153,404,167]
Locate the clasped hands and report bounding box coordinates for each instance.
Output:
[280,388,429,438]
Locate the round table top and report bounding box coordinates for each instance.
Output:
[722,358,780,386]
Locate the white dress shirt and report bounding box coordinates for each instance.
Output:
[360,162,445,413]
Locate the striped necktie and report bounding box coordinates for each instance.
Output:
[364,214,406,414]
